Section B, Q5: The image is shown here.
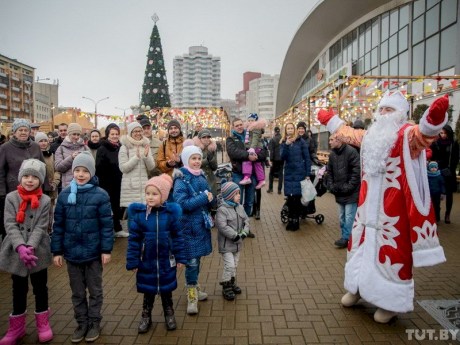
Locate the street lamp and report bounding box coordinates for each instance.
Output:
[115,107,130,131]
[82,96,109,129]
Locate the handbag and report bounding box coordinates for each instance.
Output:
[300,178,317,206]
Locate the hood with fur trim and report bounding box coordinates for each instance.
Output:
[245,118,267,131]
[192,136,217,152]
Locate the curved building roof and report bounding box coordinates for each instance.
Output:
[276,0,393,115]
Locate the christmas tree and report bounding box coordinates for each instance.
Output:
[140,14,171,108]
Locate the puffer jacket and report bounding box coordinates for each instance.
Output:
[193,136,218,196]
[281,137,311,196]
[42,149,61,200]
[0,191,52,277]
[51,176,114,264]
[156,135,184,176]
[269,133,282,161]
[54,137,89,188]
[216,201,249,254]
[326,144,361,204]
[172,168,213,260]
[126,202,185,294]
[118,135,155,207]
[226,131,268,175]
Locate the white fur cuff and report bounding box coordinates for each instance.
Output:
[412,245,446,268]
[419,109,448,137]
[326,115,344,133]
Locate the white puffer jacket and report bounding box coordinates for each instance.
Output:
[118,135,155,207]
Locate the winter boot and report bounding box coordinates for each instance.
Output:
[186,285,198,315]
[341,292,361,307]
[374,308,398,323]
[0,312,26,345]
[221,281,235,301]
[230,277,242,294]
[196,284,208,301]
[35,309,53,343]
[286,218,294,231]
[291,218,300,231]
[138,294,154,334]
[161,293,176,331]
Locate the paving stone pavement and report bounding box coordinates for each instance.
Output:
[1,184,459,344]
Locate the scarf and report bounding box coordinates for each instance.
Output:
[185,167,202,176]
[126,135,145,147]
[87,140,101,151]
[427,169,441,177]
[224,199,238,207]
[16,185,43,223]
[232,129,246,143]
[67,179,94,204]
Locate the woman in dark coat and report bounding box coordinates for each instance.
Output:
[430,124,459,224]
[95,124,125,236]
[280,122,311,231]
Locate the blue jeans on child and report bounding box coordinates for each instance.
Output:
[185,257,202,286]
[337,202,357,241]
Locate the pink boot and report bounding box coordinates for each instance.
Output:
[0,313,26,345]
[35,309,53,343]
[239,176,252,185]
[255,180,265,189]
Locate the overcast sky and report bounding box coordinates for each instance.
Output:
[1,0,317,117]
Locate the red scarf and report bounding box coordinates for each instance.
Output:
[16,185,43,223]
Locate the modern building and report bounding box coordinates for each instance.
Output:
[246,74,279,121]
[277,0,460,125]
[34,80,59,123]
[0,54,35,123]
[235,71,262,118]
[220,98,238,121]
[172,46,221,108]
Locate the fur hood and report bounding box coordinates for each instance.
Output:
[245,118,267,131]
[119,135,150,149]
[192,136,217,152]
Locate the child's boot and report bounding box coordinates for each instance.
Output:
[161,293,176,331]
[35,309,53,343]
[255,180,265,189]
[196,284,208,301]
[186,285,198,315]
[230,277,242,294]
[0,312,26,345]
[138,294,154,334]
[221,281,235,301]
[239,176,252,185]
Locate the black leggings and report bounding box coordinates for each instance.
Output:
[12,269,48,315]
[287,195,302,219]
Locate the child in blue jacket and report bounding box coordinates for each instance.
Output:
[51,151,114,343]
[126,173,185,333]
[427,161,446,222]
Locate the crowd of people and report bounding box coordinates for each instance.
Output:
[0,93,459,343]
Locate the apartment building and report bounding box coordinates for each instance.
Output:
[246,74,279,121]
[34,80,59,122]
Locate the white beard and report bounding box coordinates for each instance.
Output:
[362,110,407,176]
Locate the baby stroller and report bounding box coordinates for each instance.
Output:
[280,165,326,225]
[215,162,233,195]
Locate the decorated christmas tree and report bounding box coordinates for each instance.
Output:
[140,14,171,108]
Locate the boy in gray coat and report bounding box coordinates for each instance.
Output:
[215,179,250,300]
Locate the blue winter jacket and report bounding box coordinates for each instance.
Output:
[281,137,311,196]
[126,202,185,294]
[173,168,213,260]
[51,176,114,263]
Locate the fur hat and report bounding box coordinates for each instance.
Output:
[220,179,240,201]
[145,174,173,203]
[72,151,96,177]
[198,129,212,138]
[18,159,46,185]
[378,91,409,114]
[105,123,120,138]
[12,119,31,133]
[167,119,181,131]
[128,122,142,136]
[67,123,82,136]
[248,113,258,121]
[181,145,202,167]
[34,132,48,143]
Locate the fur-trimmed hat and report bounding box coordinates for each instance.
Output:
[72,151,95,177]
[12,119,31,133]
[220,179,240,201]
[378,91,409,114]
[128,122,142,136]
[34,132,48,143]
[67,123,82,136]
[18,159,46,185]
[145,173,173,203]
[181,145,202,167]
[248,113,258,121]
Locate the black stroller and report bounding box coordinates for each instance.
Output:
[280,165,326,225]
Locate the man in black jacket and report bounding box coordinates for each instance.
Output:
[326,134,361,248]
[50,123,68,154]
[267,127,283,194]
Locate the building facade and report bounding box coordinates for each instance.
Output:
[246,74,279,121]
[172,46,221,108]
[220,98,238,121]
[0,54,35,123]
[34,80,59,123]
[277,0,460,125]
[235,71,261,119]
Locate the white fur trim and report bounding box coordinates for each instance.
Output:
[418,109,448,137]
[326,115,344,133]
[413,245,446,267]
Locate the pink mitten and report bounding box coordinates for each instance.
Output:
[317,108,335,125]
[17,245,38,268]
[427,94,449,125]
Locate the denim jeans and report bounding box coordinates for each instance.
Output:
[185,257,201,286]
[337,202,357,241]
[232,172,255,216]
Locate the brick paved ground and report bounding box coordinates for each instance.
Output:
[1,181,459,344]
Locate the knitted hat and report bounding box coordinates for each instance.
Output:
[145,174,173,203]
[105,123,120,138]
[378,91,409,114]
[18,159,46,185]
[12,119,31,133]
[428,161,439,170]
[31,123,40,129]
[136,114,149,121]
[352,119,365,129]
[220,179,240,201]
[167,119,181,131]
[296,121,307,130]
[34,132,48,143]
[140,118,152,127]
[181,145,202,167]
[67,123,82,136]
[72,151,96,177]
[128,122,142,136]
[274,126,280,132]
[198,129,212,138]
[248,113,258,121]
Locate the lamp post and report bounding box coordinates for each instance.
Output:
[115,107,130,132]
[82,96,109,129]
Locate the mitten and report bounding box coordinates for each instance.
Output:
[17,245,38,268]
[233,234,241,242]
[427,94,449,125]
[317,108,335,125]
[239,229,249,240]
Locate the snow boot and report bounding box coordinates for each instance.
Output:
[0,312,26,345]
[221,281,235,301]
[186,285,198,315]
[35,309,53,343]
[230,277,242,294]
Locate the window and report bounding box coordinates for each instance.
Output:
[389,33,398,58]
[399,51,409,75]
[390,9,399,35]
[399,5,409,28]
[372,19,379,48]
[440,24,456,70]
[426,4,440,37]
[413,0,425,19]
[425,34,439,74]
[399,26,408,52]
[427,0,440,9]
[381,62,389,75]
[381,13,389,41]
[413,15,425,44]
[371,48,378,69]
[412,42,425,75]
[381,40,388,62]
[441,0,457,29]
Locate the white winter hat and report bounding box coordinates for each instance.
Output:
[181,145,202,167]
[378,91,409,114]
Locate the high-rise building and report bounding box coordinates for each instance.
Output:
[172,46,221,108]
[246,74,279,121]
[0,54,35,123]
[34,80,59,123]
[235,71,261,118]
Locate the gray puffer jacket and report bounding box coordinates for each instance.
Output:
[54,137,89,188]
[215,201,249,254]
[0,191,52,277]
